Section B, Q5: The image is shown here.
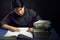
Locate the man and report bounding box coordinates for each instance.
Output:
[0,0,41,40]
[1,0,41,32]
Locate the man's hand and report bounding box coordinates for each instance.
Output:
[2,24,20,32]
[27,28,34,33]
[10,27,20,32]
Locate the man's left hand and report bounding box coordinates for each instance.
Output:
[27,28,34,33]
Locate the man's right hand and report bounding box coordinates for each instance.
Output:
[2,24,20,32]
[10,27,20,32]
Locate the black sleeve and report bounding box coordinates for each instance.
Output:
[0,14,11,26]
[34,14,42,22]
[28,9,42,28]
[30,9,42,22]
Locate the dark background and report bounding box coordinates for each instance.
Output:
[0,0,60,36]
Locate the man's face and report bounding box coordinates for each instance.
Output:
[14,7,25,16]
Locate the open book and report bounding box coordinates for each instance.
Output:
[4,28,33,38]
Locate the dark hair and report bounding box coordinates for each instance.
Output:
[12,0,24,9]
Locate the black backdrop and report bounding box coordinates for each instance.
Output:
[0,0,60,36]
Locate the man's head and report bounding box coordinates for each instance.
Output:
[12,0,25,16]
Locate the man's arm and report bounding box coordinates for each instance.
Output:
[0,14,20,32]
[27,9,41,32]
[2,24,20,32]
[30,9,42,22]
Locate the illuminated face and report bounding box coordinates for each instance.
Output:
[14,7,25,16]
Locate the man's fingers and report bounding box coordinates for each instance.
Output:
[27,28,34,32]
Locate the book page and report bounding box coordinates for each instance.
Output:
[4,28,33,38]
[18,28,33,38]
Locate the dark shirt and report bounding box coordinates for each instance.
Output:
[1,8,41,27]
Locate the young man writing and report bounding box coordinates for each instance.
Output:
[1,0,41,32]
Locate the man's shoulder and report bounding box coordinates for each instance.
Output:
[26,8,36,12]
[26,8,37,15]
